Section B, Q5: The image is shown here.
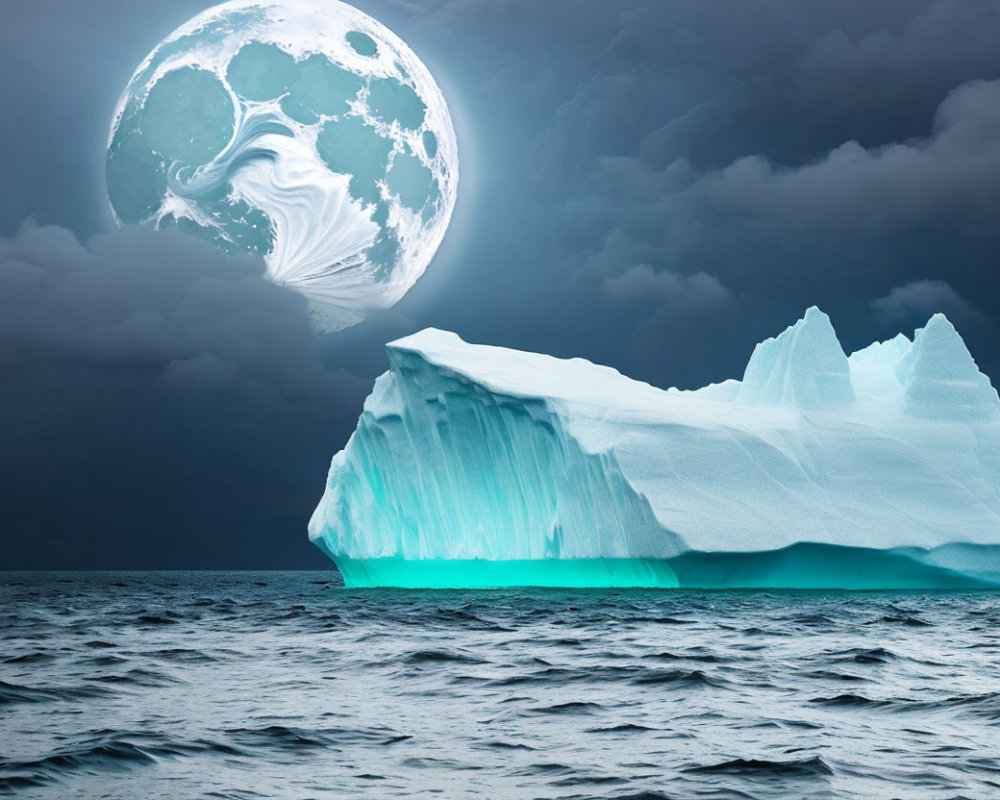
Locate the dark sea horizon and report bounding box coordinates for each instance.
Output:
[2,571,999,799]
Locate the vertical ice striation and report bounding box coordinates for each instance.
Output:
[311,332,681,563]
[310,310,1000,588]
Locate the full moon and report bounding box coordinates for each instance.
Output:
[106,0,458,331]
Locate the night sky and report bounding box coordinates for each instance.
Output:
[3,0,1000,568]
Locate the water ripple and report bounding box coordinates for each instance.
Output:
[2,572,999,799]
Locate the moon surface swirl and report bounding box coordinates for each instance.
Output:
[107,0,458,331]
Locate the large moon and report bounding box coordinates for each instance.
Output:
[106,0,458,331]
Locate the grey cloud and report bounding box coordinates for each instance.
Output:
[583,77,1000,279]
[872,279,982,323]
[0,222,353,403]
[603,265,732,310]
[524,0,1000,181]
[0,224,367,567]
[615,0,1000,171]
[689,79,1000,235]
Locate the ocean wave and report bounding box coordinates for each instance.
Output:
[5,572,1000,799]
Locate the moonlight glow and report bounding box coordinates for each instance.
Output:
[106,0,458,331]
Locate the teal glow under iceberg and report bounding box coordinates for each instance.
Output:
[322,547,1000,590]
[309,308,1000,588]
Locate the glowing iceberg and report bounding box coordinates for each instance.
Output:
[309,308,1000,588]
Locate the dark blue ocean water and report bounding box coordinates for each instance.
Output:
[2,572,999,799]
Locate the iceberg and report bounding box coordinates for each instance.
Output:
[309,308,1000,588]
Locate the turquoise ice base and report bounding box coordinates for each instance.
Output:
[326,543,1000,589]
[334,556,680,588]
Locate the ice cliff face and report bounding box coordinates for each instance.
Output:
[309,308,1000,586]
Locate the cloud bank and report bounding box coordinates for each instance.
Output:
[0,225,365,567]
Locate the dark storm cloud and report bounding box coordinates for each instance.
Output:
[569,77,1000,298]
[0,225,328,388]
[0,225,368,567]
[379,0,1000,383]
[602,266,731,312]
[3,0,1000,565]
[645,79,1000,239]
[872,280,983,325]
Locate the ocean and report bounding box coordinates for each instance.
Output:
[2,571,998,799]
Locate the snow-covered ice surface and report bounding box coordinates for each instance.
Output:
[309,308,1000,587]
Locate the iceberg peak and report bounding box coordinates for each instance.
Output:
[735,305,855,409]
[897,313,1000,417]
